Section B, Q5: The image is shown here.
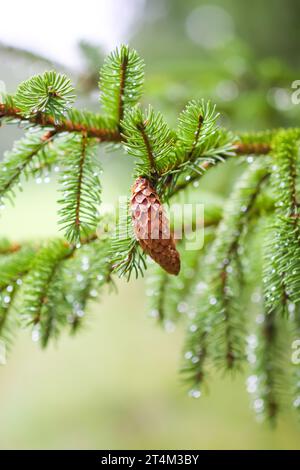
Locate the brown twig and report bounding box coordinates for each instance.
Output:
[0,242,21,255]
[75,133,87,229]
[1,105,273,155]
[234,142,271,155]
[0,231,100,258]
[0,104,121,142]
[118,53,128,125]
[136,121,157,175]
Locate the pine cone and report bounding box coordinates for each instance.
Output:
[131,176,180,275]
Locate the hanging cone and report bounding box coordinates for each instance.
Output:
[131,176,180,275]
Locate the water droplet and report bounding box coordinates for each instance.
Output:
[246,375,258,393]
[196,281,207,293]
[184,351,193,360]
[149,309,159,319]
[288,303,296,314]
[177,302,188,314]
[66,294,74,304]
[164,320,175,333]
[32,327,40,342]
[209,296,217,305]
[247,353,256,364]
[247,334,258,348]
[251,292,261,303]
[81,256,90,271]
[6,285,13,293]
[3,295,11,304]
[253,398,264,413]
[188,389,201,399]
[293,396,300,408]
[188,309,196,320]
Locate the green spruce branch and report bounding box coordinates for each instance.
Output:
[0,44,300,423]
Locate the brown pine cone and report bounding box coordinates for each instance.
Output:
[131,176,180,275]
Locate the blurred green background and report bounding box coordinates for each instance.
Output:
[1,0,300,450]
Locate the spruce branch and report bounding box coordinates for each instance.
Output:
[14,71,75,120]
[207,162,270,369]
[0,101,120,141]
[0,246,35,291]
[248,308,288,423]
[174,102,233,158]
[121,105,174,180]
[0,100,273,154]
[168,132,271,198]
[0,246,36,343]
[0,128,56,206]
[264,130,300,314]
[65,239,113,334]
[58,133,102,243]
[110,198,147,280]
[1,44,300,423]
[176,100,222,161]
[182,160,270,389]
[0,286,19,346]
[148,229,216,327]
[149,102,236,198]
[167,160,211,197]
[20,229,111,347]
[290,304,300,416]
[99,45,144,126]
[22,240,73,325]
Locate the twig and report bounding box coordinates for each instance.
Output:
[0,104,121,142]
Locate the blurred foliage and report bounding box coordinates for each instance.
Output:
[76,0,300,131]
